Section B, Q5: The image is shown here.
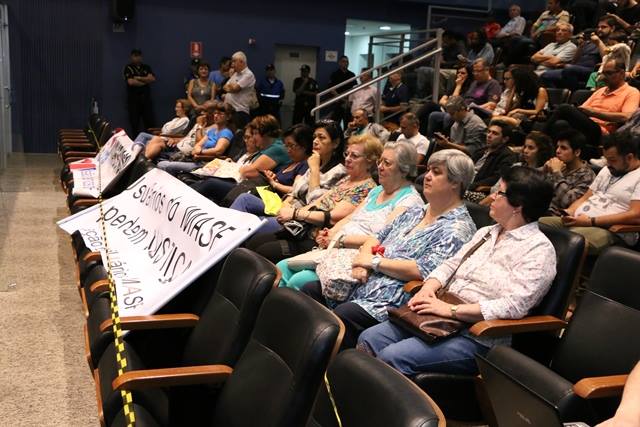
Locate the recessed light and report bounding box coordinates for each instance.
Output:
[344,31,350,36]
[380,26,391,30]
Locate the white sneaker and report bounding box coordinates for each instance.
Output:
[589,157,607,168]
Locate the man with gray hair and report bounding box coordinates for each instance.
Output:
[433,96,487,159]
[223,51,256,129]
[345,108,390,142]
[531,22,577,76]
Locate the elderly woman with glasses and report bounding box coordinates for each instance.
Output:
[276,141,425,290]
[301,149,479,348]
[358,166,556,374]
[243,133,383,263]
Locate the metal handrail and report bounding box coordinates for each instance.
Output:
[316,31,438,100]
[311,44,443,121]
[314,28,444,122]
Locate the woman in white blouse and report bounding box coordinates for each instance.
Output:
[358,166,557,375]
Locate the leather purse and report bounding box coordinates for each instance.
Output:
[387,230,492,344]
[388,292,467,343]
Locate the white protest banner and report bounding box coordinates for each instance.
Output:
[71,130,140,198]
[58,168,265,316]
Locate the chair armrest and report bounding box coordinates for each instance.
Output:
[470,315,567,337]
[574,374,628,399]
[89,279,110,294]
[609,224,640,233]
[99,313,200,333]
[82,251,101,264]
[72,199,99,207]
[404,280,423,294]
[113,364,232,391]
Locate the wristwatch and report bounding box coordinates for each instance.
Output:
[371,255,382,272]
[450,305,458,319]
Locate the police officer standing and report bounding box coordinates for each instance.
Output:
[124,48,156,135]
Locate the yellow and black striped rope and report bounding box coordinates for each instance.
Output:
[96,158,136,426]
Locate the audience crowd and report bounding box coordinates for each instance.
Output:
[116,1,640,420]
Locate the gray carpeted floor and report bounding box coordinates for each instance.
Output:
[0,153,99,426]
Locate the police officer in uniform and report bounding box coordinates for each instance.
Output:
[124,49,156,135]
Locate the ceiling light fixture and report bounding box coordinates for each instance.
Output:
[380,26,391,30]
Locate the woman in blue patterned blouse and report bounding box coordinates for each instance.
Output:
[301,149,478,348]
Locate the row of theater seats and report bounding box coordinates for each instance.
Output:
[59,114,640,426]
[59,116,446,426]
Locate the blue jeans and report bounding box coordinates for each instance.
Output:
[358,320,490,376]
[157,160,201,176]
[133,131,155,147]
[230,193,284,233]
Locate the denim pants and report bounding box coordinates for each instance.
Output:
[358,320,490,376]
[157,160,201,176]
[230,193,284,234]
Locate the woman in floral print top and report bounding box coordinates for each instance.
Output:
[301,149,478,348]
[244,134,381,263]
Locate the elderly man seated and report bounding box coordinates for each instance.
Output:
[531,22,577,76]
[344,108,390,143]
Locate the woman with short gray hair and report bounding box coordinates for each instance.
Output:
[277,140,424,290]
[299,148,478,348]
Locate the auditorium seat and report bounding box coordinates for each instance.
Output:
[108,287,344,427]
[545,88,571,112]
[478,246,640,426]
[406,224,587,423]
[307,349,445,427]
[94,248,278,426]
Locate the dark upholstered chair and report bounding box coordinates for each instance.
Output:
[464,200,495,229]
[108,287,344,427]
[94,248,278,426]
[308,349,445,427]
[569,89,594,106]
[478,246,640,426]
[545,88,571,111]
[406,224,586,423]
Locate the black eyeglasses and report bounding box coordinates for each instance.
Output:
[495,190,508,198]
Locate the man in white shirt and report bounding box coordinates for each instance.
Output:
[349,69,377,117]
[396,112,431,164]
[540,131,640,254]
[496,4,526,38]
[531,22,577,76]
[223,51,256,129]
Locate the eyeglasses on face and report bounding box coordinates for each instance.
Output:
[344,150,364,160]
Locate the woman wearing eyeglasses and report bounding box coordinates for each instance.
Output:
[276,141,424,290]
[358,166,556,372]
[243,133,382,263]
[301,149,478,348]
[229,120,346,223]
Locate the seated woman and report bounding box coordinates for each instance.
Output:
[277,140,424,290]
[190,114,290,202]
[230,120,346,229]
[417,65,473,136]
[133,98,191,149]
[491,67,548,130]
[244,133,383,264]
[228,125,313,228]
[156,103,234,175]
[144,108,211,161]
[187,61,216,115]
[358,166,556,375]
[301,149,478,348]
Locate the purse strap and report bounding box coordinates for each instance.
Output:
[440,230,492,292]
